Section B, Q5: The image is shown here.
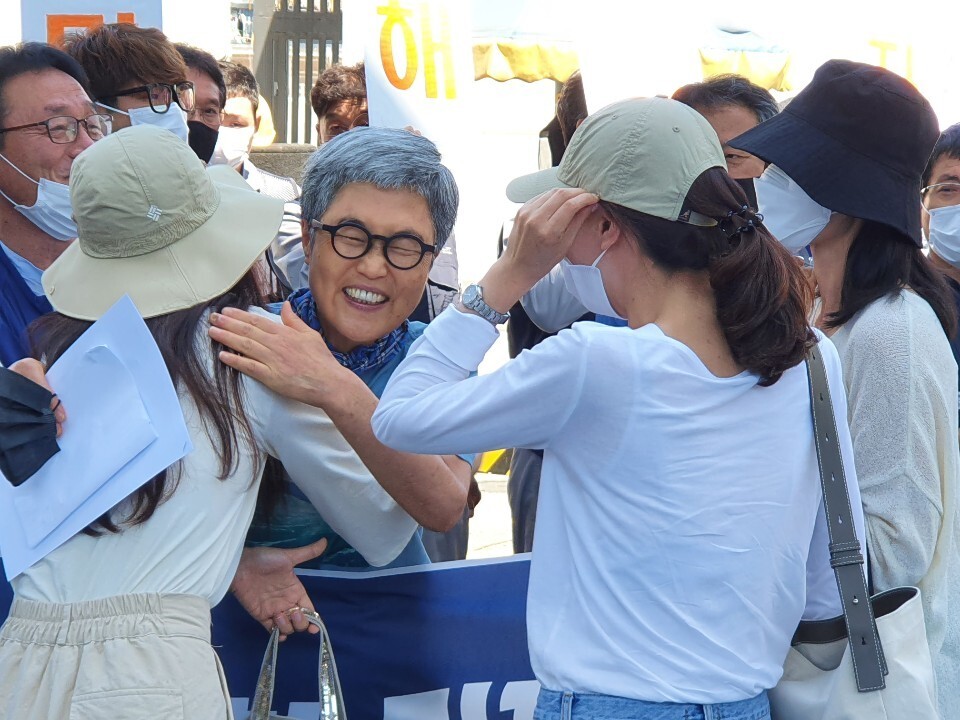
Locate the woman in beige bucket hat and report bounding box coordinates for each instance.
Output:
[0,125,424,719]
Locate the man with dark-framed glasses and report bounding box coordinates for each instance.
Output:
[0,42,108,366]
[64,23,194,143]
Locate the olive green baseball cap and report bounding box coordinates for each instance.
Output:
[42,124,283,320]
[507,96,725,223]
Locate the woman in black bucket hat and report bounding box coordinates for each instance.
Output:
[731,59,960,712]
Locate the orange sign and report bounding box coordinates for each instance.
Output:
[46,12,136,47]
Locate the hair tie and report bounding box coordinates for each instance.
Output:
[719,206,764,241]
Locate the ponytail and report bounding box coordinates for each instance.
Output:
[603,168,815,386]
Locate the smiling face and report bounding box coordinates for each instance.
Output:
[301,183,434,351]
[0,69,97,205]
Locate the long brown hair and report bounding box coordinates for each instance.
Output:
[28,272,273,534]
[605,167,816,386]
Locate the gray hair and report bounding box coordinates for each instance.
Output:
[300,126,459,251]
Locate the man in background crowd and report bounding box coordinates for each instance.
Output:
[311,62,368,144]
[216,61,300,203]
[65,24,193,142]
[672,74,779,203]
[0,43,107,365]
[921,123,960,403]
[176,43,225,163]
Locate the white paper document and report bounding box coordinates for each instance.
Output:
[0,296,192,580]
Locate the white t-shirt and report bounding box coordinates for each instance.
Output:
[372,307,866,704]
[13,310,417,606]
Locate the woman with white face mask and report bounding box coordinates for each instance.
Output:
[731,60,960,714]
[362,97,866,719]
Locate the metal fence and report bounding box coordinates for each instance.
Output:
[252,0,343,144]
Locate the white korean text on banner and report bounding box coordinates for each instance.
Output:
[0,556,537,720]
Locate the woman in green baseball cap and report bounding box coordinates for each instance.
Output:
[363,97,865,719]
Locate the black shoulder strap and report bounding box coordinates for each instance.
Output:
[806,342,887,691]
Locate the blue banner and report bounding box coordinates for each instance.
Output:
[0,556,537,719]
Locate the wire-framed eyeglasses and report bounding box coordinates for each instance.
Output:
[101,82,196,114]
[0,114,112,144]
[310,220,437,270]
[921,182,960,210]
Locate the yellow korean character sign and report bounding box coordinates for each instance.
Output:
[364,0,475,152]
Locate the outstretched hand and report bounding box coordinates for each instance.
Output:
[209,303,348,408]
[230,539,328,640]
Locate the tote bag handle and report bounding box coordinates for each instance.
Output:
[805,343,887,691]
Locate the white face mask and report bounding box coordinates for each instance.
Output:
[928,204,960,267]
[0,154,76,241]
[98,102,189,142]
[755,164,832,254]
[210,126,255,169]
[560,248,623,319]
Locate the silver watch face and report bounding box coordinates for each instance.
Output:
[462,284,480,306]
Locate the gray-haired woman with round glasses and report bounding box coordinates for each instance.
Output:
[207,127,474,632]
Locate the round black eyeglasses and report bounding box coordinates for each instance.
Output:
[310,220,437,270]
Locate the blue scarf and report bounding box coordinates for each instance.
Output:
[287,288,407,374]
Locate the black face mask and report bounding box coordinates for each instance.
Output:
[0,368,59,487]
[188,121,219,163]
[736,177,758,211]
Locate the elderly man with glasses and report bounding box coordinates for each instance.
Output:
[0,43,109,366]
[64,23,194,143]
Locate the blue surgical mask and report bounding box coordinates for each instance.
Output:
[560,249,623,319]
[98,102,189,142]
[928,204,960,267]
[0,154,77,241]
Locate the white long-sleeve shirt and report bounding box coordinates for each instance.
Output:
[13,310,416,606]
[829,290,960,712]
[372,307,866,704]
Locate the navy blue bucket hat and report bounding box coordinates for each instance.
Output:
[728,59,939,247]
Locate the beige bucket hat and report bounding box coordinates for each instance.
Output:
[507,96,725,223]
[42,125,284,320]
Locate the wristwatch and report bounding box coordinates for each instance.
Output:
[460,284,510,325]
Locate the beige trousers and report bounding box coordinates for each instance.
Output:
[0,593,234,720]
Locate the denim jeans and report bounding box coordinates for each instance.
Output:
[533,688,771,720]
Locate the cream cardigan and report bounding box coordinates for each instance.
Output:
[830,290,959,711]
